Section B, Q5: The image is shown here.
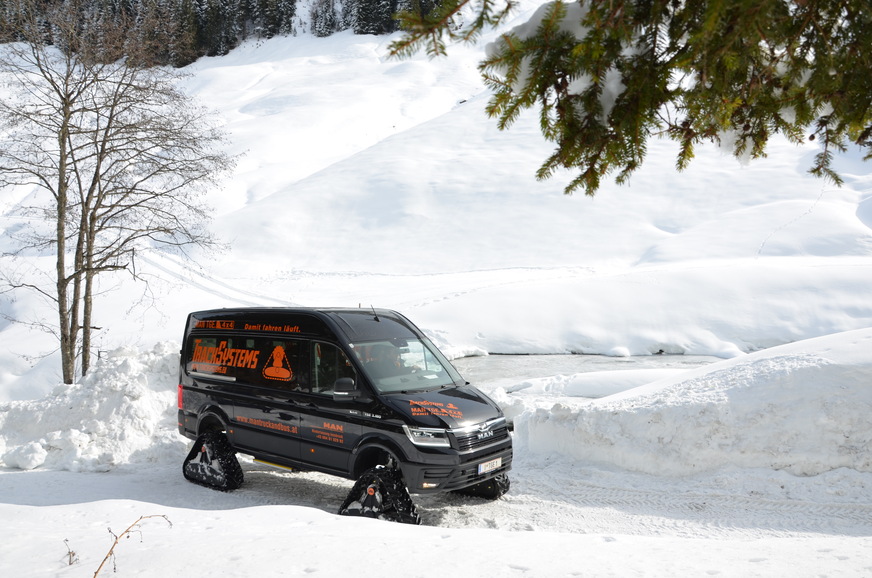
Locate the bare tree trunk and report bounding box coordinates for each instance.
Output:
[82,269,94,375]
[82,219,98,376]
[56,93,75,384]
[56,205,75,384]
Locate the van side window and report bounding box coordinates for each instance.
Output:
[313,342,356,394]
[186,335,310,392]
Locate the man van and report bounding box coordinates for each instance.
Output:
[177,307,512,524]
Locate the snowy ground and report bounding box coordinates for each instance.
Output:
[1,330,871,577]
[2,1,872,575]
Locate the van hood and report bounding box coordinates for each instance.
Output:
[381,385,504,429]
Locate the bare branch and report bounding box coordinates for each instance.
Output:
[1,0,235,382]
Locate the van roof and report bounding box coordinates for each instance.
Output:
[186,307,420,342]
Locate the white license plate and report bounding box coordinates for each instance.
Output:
[477,457,502,475]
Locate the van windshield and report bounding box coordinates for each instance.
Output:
[352,338,464,393]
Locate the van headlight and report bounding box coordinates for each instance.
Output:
[403,425,450,447]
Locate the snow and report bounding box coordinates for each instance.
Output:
[2,335,871,576]
[2,1,872,575]
[511,329,872,477]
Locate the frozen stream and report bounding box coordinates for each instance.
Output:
[451,353,725,409]
[452,353,722,392]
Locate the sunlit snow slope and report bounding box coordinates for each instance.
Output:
[1,3,871,399]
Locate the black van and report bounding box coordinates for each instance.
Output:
[177,307,512,524]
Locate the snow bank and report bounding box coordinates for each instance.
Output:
[490,367,686,423]
[3,329,870,481]
[511,328,872,476]
[0,342,185,471]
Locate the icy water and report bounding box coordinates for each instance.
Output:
[452,353,722,389]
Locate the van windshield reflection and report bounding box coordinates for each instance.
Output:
[352,338,462,393]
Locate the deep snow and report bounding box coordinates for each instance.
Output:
[1,0,872,575]
[1,330,871,577]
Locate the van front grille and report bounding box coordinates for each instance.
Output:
[453,424,510,451]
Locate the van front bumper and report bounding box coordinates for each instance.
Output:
[401,445,513,494]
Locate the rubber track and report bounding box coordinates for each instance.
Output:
[183,431,244,491]
[338,466,421,525]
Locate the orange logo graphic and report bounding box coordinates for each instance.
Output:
[263,346,293,381]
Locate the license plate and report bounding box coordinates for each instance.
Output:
[477,457,501,475]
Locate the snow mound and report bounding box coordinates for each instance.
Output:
[2,330,870,480]
[0,342,186,471]
[513,329,872,476]
[489,368,686,422]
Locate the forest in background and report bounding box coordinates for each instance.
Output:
[0,0,437,66]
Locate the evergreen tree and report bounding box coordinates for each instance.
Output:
[351,0,394,35]
[125,0,187,66]
[394,0,436,29]
[171,0,201,66]
[392,0,872,195]
[338,0,355,30]
[310,0,337,37]
[236,0,258,38]
[274,0,295,34]
[260,0,296,37]
[197,0,241,56]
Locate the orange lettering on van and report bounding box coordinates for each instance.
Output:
[191,339,260,371]
[194,320,235,329]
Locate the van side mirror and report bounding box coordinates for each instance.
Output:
[333,377,363,402]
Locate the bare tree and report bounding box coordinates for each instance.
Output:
[0,0,235,383]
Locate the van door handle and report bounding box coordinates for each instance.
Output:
[278,412,295,421]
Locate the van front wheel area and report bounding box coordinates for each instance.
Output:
[338,464,422,525]
[182,431,244,491]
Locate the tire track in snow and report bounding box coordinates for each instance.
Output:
[137,251,292,307]
[231,459,872,540]
[414,462,872,539]
[7,458,867,543]
[384,266,596,310]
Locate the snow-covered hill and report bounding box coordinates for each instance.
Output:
[1,1,871,575]
[2,4,871,398]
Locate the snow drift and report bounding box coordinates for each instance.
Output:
[0,342,185,471]
[508,329,872,476]
[3,329,870,481]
